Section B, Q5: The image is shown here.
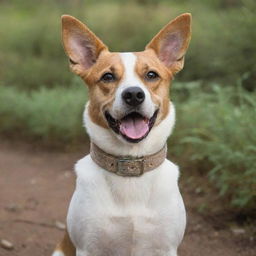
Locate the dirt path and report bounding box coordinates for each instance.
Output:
[0,141,255,256]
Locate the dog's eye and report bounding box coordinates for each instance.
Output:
[101,72,116,82]
[146,71,159,80]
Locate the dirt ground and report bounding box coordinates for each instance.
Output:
[0,140,255,256]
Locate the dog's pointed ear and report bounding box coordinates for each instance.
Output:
[61,15,108,76]
[146,13,192,74]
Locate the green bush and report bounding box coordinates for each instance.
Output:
[171,82,256,210]
[184,0,256,86]
[0,79,87,146]
[0,2,72,89]
[0,0,255,89]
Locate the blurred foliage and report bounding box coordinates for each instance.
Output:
[0,78,87,146]
[0,0,256,213]
[0,81,255,212]
[0,0,256,89]
[171,81,256,211]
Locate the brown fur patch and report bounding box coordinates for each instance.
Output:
[84,51,124,128]
[135,50,173,123]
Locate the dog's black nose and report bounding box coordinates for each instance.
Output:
[122,87,145,107]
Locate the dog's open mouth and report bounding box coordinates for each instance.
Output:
[105,110,158,143]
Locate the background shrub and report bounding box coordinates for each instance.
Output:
[171,82,256,210]
[0,0,255,213]
[0,80,87,146]
[0,0,255,89]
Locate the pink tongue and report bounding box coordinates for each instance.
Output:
[120,116,149,139]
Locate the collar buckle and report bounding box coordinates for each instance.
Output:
[116,157,144,177]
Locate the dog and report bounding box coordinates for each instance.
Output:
[52,13,191,256]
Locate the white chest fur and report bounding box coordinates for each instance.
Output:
[67,155,186,256]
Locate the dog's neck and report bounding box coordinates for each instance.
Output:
[84,101,175,158]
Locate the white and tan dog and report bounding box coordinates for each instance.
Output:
[53,13,191,256]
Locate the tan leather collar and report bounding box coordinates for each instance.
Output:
[90,143,167,177]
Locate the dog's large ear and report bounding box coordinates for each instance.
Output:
[146,13,191,74]
[61,15,108,76]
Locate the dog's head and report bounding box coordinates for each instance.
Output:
[62,14,191,145]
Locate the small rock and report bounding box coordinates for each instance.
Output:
[213,231,219,237]
[30,178,37,185]
[192,224,202,232]
[231,228,246,235]
[55,221,66,230]
[195,187,203,194]
[5,204,21,213]
[64,171,71,178]
[1,239,14,250]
